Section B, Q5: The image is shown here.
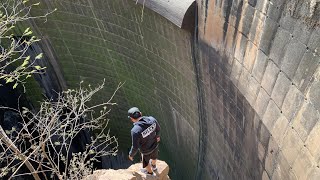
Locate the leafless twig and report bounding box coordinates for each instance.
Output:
[0,80,122,179]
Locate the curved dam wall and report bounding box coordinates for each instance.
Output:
[197,0,320,179]
[29,0,198,179]
[24,0,320,179]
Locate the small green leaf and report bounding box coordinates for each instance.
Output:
[34,66,41,70]
[23,0,29,4]
[33,2,40,6]
[21,59,29,67]
[23,27,30,34]
[89,150,95,154]
[35,53,43,59]
[24,30,33,36]
[22,107,29,114]
[13,83,18,89]
[54,142,61,146]
[6,77,13,83]
[25,56,30,61]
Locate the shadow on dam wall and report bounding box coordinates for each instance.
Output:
[197,0,320,179]
[195,39,267,179]
[192,1,266,178]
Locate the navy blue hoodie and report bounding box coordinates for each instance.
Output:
[129,116,160,157]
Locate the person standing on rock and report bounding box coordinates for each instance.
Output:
[128,107,160,175]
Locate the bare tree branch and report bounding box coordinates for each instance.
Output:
[0,81,122,179]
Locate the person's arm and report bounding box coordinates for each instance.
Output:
[155,119,161,142]
[129,130,140,159]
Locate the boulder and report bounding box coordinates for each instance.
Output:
[85,160,170,180]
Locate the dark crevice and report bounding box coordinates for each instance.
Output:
[248,0,257,7]
[222,0,233,41]
[203,0,209,34]
[232,0,244,45]
[193,4,208,180]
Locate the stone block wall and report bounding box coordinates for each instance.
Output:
[197,0,320,179]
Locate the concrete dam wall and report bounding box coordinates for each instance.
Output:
[24,0,320,179]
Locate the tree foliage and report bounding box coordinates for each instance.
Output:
[0,0,55,89]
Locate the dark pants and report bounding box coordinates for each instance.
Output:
[142,147,158,168]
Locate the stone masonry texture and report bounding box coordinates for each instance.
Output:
[24,0,320,179]
[198,0,320,179]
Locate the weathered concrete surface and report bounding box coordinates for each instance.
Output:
[24,0,320,179]
[197,0,320,179]
[29,0,197,179]
[134,0,195,29]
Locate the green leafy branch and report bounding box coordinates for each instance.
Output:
[0,0,56,90]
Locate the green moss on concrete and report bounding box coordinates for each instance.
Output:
[28,0,199,179]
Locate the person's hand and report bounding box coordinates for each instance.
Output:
[128,155,134,161]
[156,136,160,142]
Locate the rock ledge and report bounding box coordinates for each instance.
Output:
[85,160,170,180]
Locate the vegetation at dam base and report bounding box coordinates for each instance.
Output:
[0,1,120,179]
[0,80,120,179]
